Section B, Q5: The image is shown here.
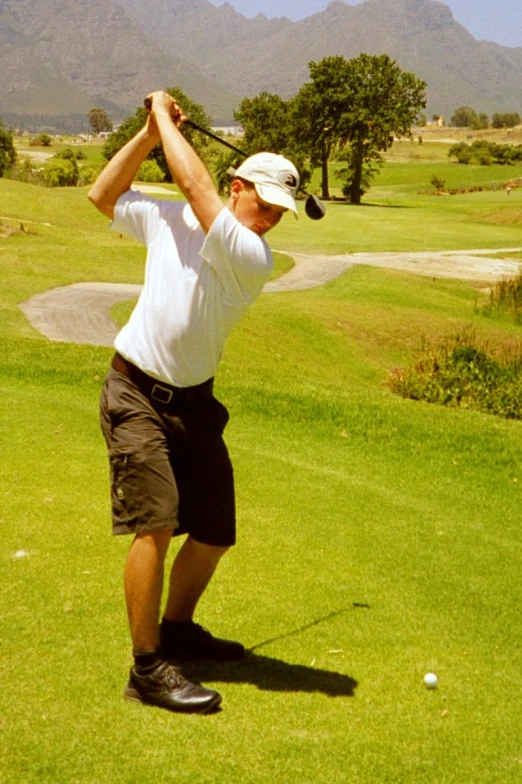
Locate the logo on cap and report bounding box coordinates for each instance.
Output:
[278,171,298,190]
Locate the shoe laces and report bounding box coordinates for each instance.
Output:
[155,661,187,690]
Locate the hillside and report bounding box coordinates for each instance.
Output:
[118,0,522,118]
[0,0,239,130]
[0,0,521,129]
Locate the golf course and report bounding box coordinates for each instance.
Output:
[1,140,521,782]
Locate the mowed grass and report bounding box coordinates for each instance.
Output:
[1,163,522,784]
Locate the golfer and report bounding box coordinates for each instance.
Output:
[88,90,299,714]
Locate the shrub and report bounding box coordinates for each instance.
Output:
[41,158,78,187]
[136,160,165,183]
[388,330,522,420]
[481,270,522,324]
[6,156,42,184]
[430,175,446,191]
[77,165,102,187]
[29,134,53,147]
[0,119,16,177]
[449,140,522,166]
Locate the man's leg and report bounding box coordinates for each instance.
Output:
[122,529,222,714]
[163,536,229,622]
[160,536,245,661]
[124,528,174,652]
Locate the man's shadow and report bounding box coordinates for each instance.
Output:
[184,654,357,697]
[183,608,365,698]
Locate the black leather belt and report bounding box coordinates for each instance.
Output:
[112,353,213,406]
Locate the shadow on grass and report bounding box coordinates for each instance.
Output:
[321,199,410,209]
[184,654,357,697]
[184,608,363,698]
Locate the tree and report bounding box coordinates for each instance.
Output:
[492,112,521,129]
[102,88,213,183]
[88,108,113,135]
[293,54,426,203]
[291,60,347,200]
[0,119,17,177]
[450,106,478,128]
[234,93,292,155]
[233,91,311,192]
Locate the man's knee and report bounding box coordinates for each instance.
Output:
[188,537,230,561]
[132,528,175,559]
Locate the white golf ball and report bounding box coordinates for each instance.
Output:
[424,672,438,689]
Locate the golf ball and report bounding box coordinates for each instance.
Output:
[424,672,438,689]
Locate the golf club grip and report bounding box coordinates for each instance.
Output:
[143,97,247,158]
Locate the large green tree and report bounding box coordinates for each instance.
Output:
[293,54,426,203]
[0,119,16,177]
[102,88,213,183]
[232,92,311,190]
[234,92,292,155]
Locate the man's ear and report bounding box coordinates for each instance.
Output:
[229,179,244,198]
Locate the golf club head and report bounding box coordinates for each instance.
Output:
[305,194,326,220]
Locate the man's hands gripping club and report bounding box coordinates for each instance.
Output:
[144,91,186,135]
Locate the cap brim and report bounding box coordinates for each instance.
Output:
[255,183,299,218]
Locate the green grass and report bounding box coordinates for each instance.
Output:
[1,167,522,783]
[15,138,107,167]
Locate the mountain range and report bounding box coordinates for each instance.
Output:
[1,0,521,131]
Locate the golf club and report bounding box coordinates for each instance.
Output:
[143,97,325,220]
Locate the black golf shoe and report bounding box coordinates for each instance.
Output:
[160,619,246,662]
[124,660,221,714]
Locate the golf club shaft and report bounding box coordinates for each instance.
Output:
[143,98,247,157]
[185,120,248,159]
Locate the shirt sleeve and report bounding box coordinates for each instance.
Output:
[110,190,184,246]
[200,207,274,306]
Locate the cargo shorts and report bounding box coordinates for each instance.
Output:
[99,367,236,546]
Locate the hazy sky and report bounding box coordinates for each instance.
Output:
[209,0,522,48]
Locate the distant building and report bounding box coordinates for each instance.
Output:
[212,126,243,137]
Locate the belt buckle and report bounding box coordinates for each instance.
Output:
[151,384,173,404]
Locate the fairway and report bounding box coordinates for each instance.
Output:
[1,155,521,783]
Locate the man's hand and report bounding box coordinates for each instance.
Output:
[145,92,187,129]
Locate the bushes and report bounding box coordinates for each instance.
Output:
[40,157,78,187]
[481,270,522,325]
[388,330,522,420]
[492,112,521,129]
[136,160,164,183]
[0,119,16,177]
[29,133,53,147]
[7,144,164,188]
[421,176,522,196]
[449,140,522,166]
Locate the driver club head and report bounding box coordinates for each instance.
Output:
[305,194,326,220]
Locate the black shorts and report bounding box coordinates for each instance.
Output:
[99,367,235,546]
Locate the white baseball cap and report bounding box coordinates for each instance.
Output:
[233,153,300,217]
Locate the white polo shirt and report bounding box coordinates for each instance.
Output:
[110,190,273,387]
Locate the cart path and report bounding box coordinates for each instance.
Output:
[19,247,522,347]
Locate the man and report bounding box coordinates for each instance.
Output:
[88,91,299,715]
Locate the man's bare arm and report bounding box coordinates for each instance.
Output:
[87,119,160,219]
[149,92,224,234]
